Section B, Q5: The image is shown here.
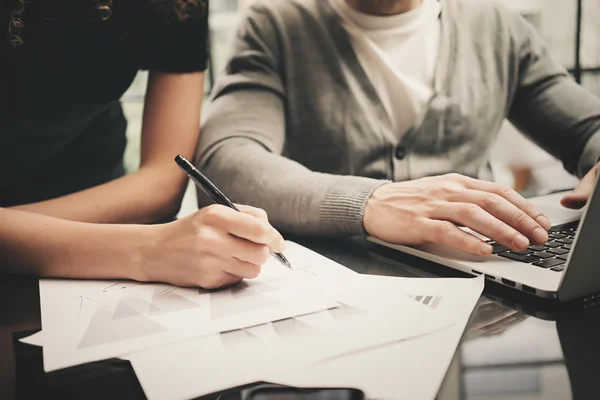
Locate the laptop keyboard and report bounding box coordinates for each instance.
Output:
[488,221,579,272]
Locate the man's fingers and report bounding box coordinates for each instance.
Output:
[460,190,548,244]
[432,203,530,251]
[560,193,588,210]
[560,168,597,209]
[576,169,597,194]
[426,219,492,256]
[462,178,551,230]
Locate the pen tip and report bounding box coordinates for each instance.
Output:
[270,251,292,269]
[281,257,292,269]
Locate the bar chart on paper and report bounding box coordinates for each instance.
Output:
[407,294,443,309]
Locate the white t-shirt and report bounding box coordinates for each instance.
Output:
[329,0,442,138]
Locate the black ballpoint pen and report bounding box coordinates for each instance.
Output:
[174,155,292,269]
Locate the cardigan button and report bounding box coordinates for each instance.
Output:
[394,145,407,160]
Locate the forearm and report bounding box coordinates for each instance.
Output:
[199,139,386,237]
[0,208,149,279]
[510,73,600,178]
[11,70,204,224]
[578,130,600,177]
[11,167,186,224]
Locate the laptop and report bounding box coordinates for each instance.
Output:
[368,174,600,302]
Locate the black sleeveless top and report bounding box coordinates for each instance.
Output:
[0,0,209,206]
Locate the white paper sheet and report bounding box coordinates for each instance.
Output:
[22,242,341,372]
[126,275,483,400]
[18,330,45,346]
[264,275,485,400]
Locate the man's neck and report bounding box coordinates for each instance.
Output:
[344,0,423,16]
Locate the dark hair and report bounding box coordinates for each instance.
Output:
[7,0,207,47]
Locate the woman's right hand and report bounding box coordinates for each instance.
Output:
[137,204,286,289]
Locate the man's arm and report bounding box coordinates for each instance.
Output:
[198,91,385,237]
[197,4,556,255]
[199,89,553,254]
[195,6,386,237]
[505,6,600,178]
[12,71,204,224]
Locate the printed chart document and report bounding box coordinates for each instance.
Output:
[265,275,485,400]
[21,242,342,372]
[126,273,484,400]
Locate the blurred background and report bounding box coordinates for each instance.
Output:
[121,0,600,217]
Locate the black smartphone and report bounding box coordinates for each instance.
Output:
[244,386,365,400]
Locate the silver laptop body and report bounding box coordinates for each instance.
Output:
[369,175,600,302]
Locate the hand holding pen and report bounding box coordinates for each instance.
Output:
[175,155,292,270]
[141,201,289,290]
[137,155,290,290]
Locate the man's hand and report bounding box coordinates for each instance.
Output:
[363,173,552,256]
[561,163,600,210]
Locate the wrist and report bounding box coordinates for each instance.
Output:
[123,224,160,282]
[320,177,390,237]
[362,183,390,237]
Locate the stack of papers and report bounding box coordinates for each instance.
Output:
[21,243,341,371]
[22,242,484,400]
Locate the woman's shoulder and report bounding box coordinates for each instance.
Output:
[120,1,209,73]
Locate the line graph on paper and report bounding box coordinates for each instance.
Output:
[199,280,282,320]
[102,281,151,292]
[34,242,344,372]
[71,266,324,350]
[218,302,367,351]
[76,285,203,349]
[75,281,282,349]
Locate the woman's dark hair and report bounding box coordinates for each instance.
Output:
[8,0,207,47]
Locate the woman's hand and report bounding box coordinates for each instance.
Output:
[139,204,286,289]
